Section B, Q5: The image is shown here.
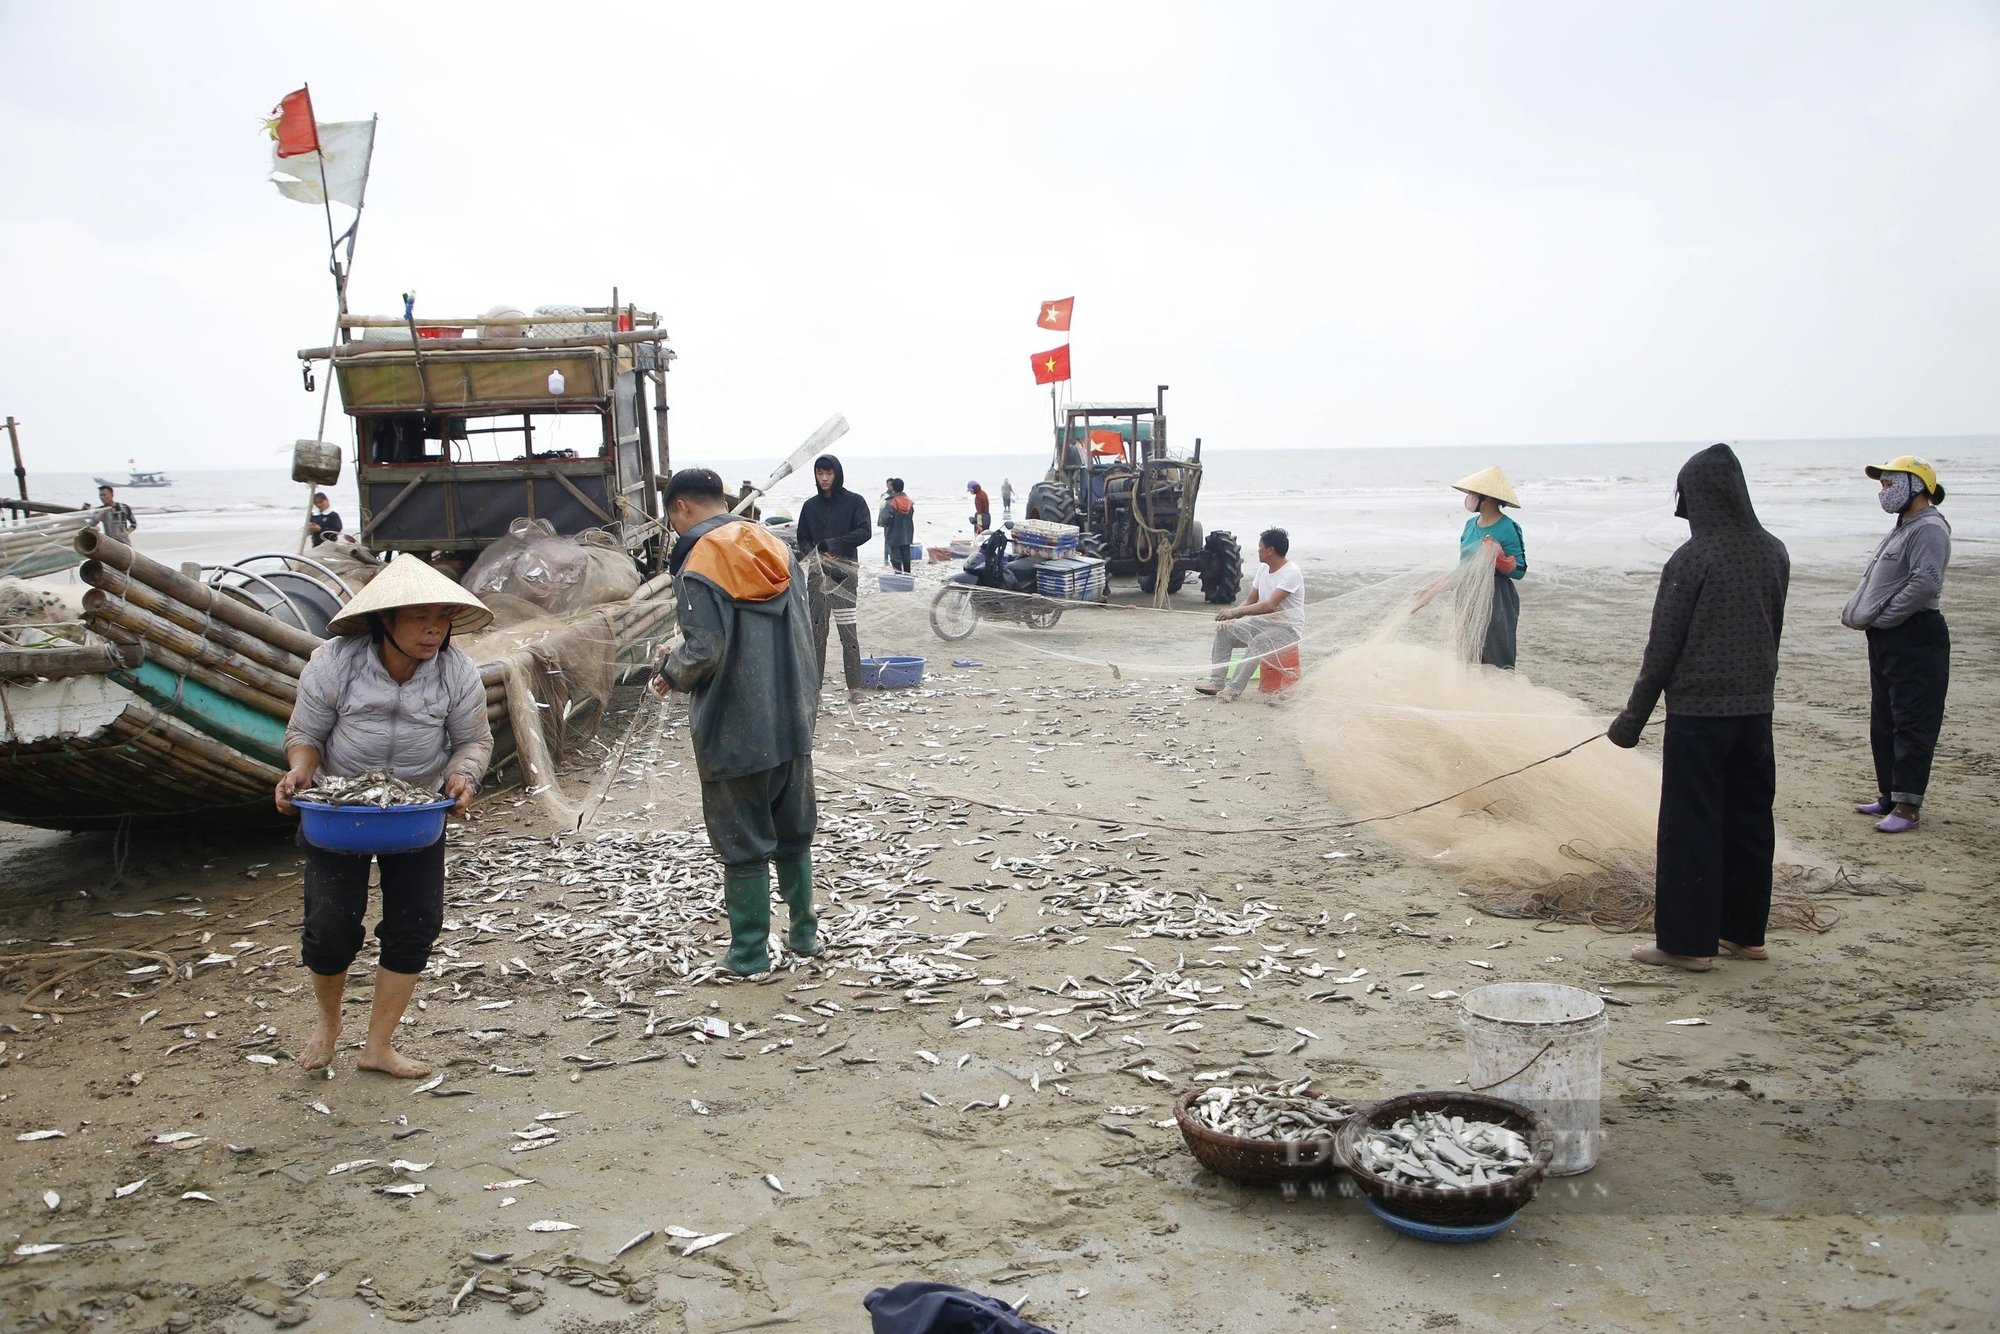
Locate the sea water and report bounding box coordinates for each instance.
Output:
[15,434,1994,578]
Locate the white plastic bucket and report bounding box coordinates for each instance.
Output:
[1458,983,1608,1175]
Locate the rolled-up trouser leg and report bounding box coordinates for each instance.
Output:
[299,834,446,975]
[374,835,447,974]
[300,840,371,976]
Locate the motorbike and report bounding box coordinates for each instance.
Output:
[928,528,1064,640]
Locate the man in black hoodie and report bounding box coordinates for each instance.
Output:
[1609,444,1790,972]
[793,453,872,697]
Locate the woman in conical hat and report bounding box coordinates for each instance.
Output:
[1415,467,1529,668]
[1452,466,1527,668]
[274,555,495,1079]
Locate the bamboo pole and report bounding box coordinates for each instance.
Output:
[116,723,274,794]
[0,642,143,680]
[81,563,310,677]
[300,328,671,359]
[83,590,300,706]
[75,531,325,658]
[339,312,658,329]
[88,619,294,722]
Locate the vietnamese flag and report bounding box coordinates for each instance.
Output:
[270,87,320,157]
[1030,344,1071,385]
[1088,428,1127,458]
[1037,297,1074,332]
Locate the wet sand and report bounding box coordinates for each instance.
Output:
[0,552,1994,1332]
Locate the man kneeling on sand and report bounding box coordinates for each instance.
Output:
[1198,527,1304,703]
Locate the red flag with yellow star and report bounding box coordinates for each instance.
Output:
[1030,344,1071,385]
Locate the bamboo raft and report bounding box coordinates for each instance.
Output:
[0,530,675,830]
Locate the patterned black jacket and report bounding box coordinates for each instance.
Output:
[1611,444,1790,741]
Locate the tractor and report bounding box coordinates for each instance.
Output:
[1022,386,1242,603]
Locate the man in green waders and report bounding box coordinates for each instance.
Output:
[653,468,822,975]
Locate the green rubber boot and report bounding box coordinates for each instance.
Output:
[721,871,772,976]
[775,853,819,957]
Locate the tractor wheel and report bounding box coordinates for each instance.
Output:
[1138,566,1191,596]
[1025,482,1075,527]
[1202,531,1243,604]
[1078,533,1107,560]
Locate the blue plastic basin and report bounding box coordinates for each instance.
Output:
[294,799,454,855]
[859,656,927,689]
[1362,1196,1519,1243]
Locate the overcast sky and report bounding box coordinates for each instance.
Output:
[1,1,1994,471]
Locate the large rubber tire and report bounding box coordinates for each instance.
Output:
[1025,481,1075,527]
[1137,566,1188,596]
[1202,531,1243,605]
[929,585,979,640]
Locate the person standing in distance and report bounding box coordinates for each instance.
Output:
[654,468,822,976]
[878,478,915,576]
[793,454,871,699]
[1609,444,1789,971]
[1840,455,1951,834]
[1001,478,1015,522]
[307,492,344,546]
[966,480,991,534]
[92,484,137,544]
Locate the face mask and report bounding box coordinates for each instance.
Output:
[1878,475,1917,513]
[1463,493,1480,513]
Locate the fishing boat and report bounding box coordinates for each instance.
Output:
[94,469,173,488]
[0,299,686,831]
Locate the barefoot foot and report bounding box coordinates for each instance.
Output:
[1630,945,1713,972]
[1718,939,1769,961]
[357,1046,434,1079]
[296,1022,341,1071]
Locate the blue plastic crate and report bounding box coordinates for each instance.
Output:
[1035,556,1107,602]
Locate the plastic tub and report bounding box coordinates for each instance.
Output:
[1458,984,1609,1175]
[295,799,454,856]
[859,656,926,689]
[878,572,916,593]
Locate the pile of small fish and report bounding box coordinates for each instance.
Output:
[1354,1109,1534,1188]
[1187,1078,1355,1142]
[296,771,442,808]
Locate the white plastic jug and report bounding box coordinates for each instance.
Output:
[1459,983,1608,1175]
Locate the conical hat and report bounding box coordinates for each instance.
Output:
[1451,466,1521,508]
[326,553,494,637]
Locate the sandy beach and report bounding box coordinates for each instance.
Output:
[0,543,1994,1333]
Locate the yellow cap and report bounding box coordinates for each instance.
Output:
[1863,454,1943,501]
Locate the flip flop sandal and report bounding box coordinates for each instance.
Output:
[1718,940,1769,961]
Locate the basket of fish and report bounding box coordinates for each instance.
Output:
[1333,1091,1554,1229]
[292,772,455,856]
[1174,1079,1357,1186]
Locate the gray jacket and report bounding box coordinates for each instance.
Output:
[1840,507,1950,631]
[284,635,493,790]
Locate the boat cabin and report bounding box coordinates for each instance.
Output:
[297,301,674,571]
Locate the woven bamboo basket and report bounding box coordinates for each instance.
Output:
[1334,1091,1554,1228]
[1173,1087,1345,1186]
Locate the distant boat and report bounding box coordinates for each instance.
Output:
[93,469,172,488]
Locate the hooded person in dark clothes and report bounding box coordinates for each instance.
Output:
[793,453,871,697]
[1839,454,1951,834]
[1609,444,1790,972]
[654,469,822,976]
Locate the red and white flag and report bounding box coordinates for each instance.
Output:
[266,87,374,207]
[1037,297,1074,332]
[1030,344,1072,385]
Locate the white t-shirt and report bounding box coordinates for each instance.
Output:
[1255,560,1306,632]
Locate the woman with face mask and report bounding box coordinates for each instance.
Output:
[1839,456,1952,833]
[1451,466,1528,668]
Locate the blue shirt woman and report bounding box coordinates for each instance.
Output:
[1451,467,1527,669]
